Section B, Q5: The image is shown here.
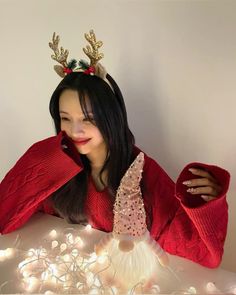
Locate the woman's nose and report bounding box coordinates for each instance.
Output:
[70,121,85,136]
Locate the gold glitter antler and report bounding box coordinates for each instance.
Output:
[49,33,69,77]
[83,30,104,66]
[49,33,69,67]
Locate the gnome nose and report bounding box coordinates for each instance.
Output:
[118,240,134,252]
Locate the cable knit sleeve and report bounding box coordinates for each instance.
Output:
[143,156,230,268]
[0,132,82,234]
[172,163,230,267]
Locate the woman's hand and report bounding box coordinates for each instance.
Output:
[183,168,222,202]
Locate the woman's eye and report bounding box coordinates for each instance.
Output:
[60,117,70,121]
[83,117,94,123]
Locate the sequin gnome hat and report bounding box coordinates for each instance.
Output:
[49,30,107,79]
[113,152,147,250]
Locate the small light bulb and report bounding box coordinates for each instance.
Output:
[85,224,92,231]
[71,249,79,256]
[90,252,97,260]
[76,282,83,289]
[63,254,71,262]
[27,252,33,257]
[94,277,101,287]
[206,282,218,293]
[60,243,67,252]
[150,284,161,294]
[49,229,57,238]
[0,250,6,261]
[5,248,15,258]
[22,271,30,278]
[51,240,58,249]
[66,233,74,244]
[97,255,107,264]
[188,286,197,294]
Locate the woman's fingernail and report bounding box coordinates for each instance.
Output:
[201,195,210,202]
[187,188,195,193]
[183,181,191,185]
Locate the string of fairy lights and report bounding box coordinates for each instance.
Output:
[0,225,236,294]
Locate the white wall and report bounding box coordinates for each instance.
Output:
[0,0,235,272]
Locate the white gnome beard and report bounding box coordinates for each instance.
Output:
[94,233,169,291]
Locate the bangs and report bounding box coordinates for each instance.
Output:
[77,90,95,123]
[77,90,93,119]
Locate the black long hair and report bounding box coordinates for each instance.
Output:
[49,72,135,223]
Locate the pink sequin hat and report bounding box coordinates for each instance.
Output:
[113,152,148,239]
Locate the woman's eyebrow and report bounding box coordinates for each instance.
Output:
[59,110,94,116]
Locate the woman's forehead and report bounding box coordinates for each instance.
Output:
[59,89,93,113]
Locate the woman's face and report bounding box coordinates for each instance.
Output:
[59,89,106,157]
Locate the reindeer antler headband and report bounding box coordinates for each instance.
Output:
[49,30,105,78]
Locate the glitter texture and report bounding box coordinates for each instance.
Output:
[113,152,146,237]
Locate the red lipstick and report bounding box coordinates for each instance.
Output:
[72,138,91,146]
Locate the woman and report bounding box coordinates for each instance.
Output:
[0,33,230,269]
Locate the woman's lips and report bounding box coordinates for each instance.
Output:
[73,138,91,146]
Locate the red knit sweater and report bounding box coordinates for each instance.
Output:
[0,132,230,268]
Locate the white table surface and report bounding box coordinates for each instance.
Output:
[0,213,235,294]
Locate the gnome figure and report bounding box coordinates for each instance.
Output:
[94,152,169,290]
